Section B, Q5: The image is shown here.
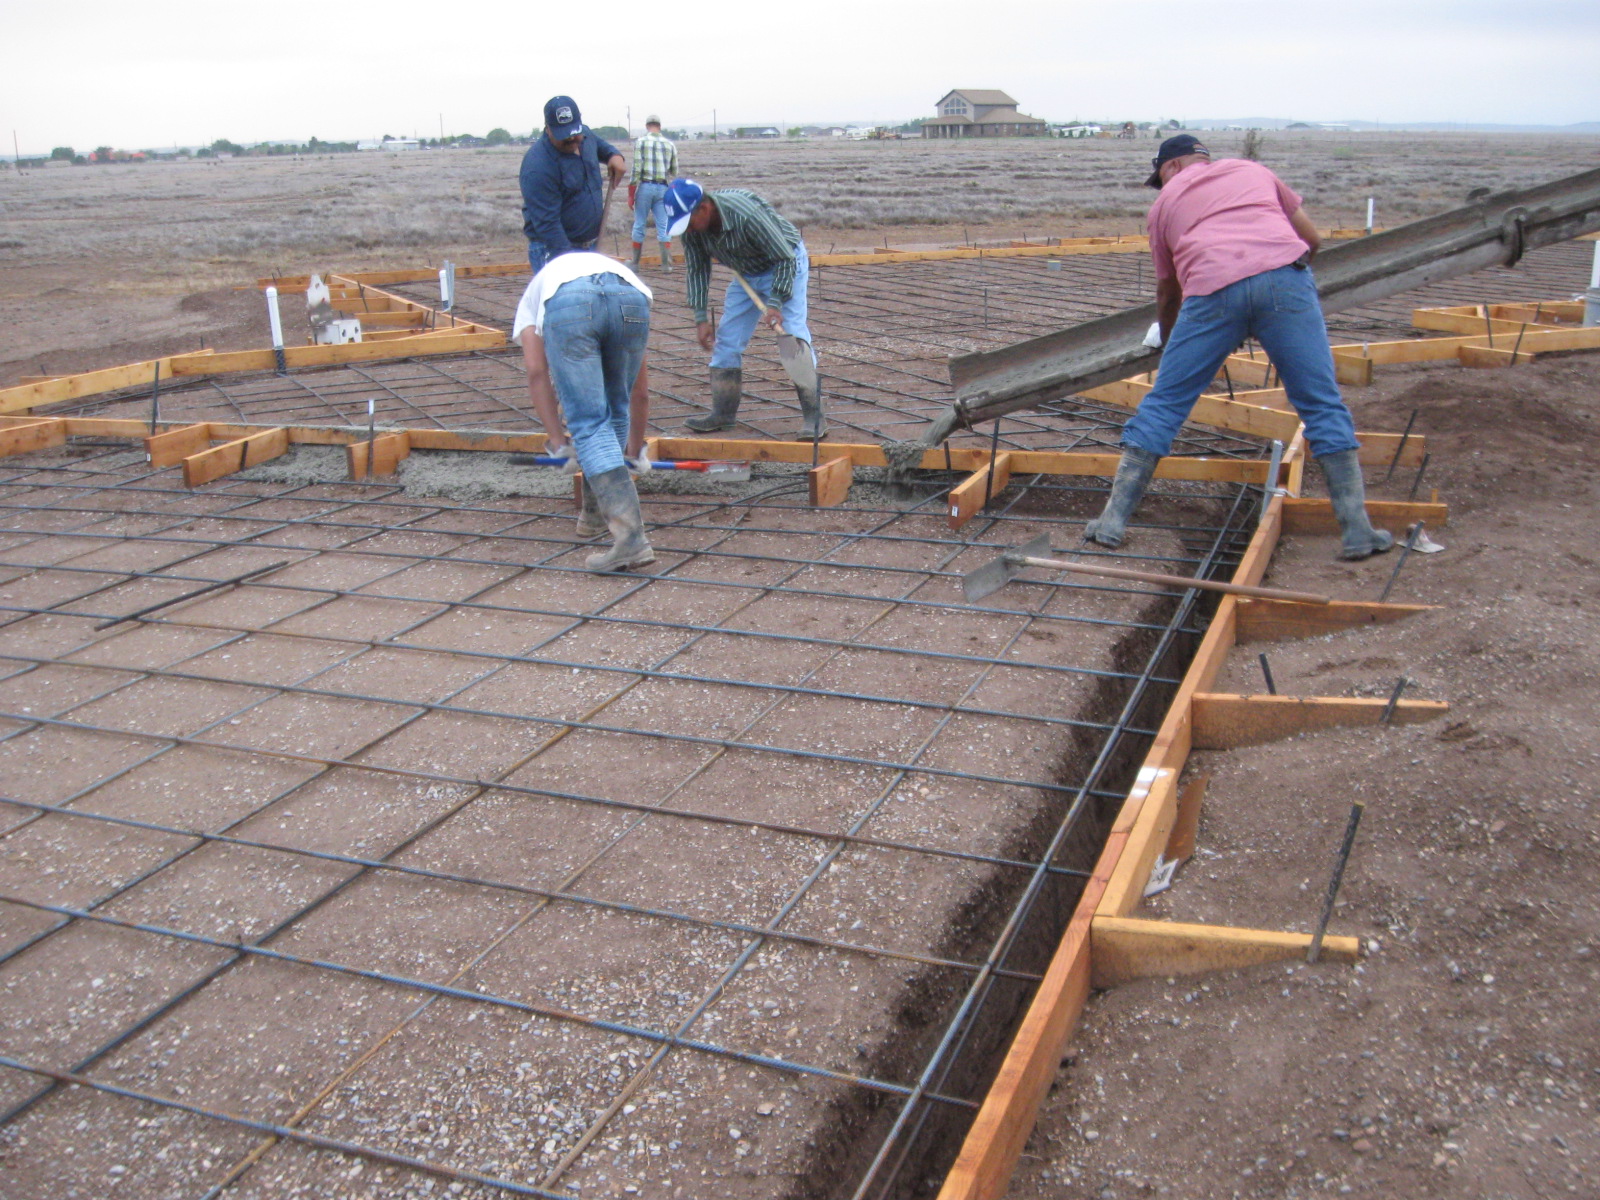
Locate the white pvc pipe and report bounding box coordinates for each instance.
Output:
[264,287,284,350]
[1365,198,1375,233]
[439,268,451,308]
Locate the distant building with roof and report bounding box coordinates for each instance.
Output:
[921,90,1048,139]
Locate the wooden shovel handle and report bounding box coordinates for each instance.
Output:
[731,270,786,335]
[1012,554,1330,605]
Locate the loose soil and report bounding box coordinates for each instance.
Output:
[1010,354,1600,1199]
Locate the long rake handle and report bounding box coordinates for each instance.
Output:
[731,270,786,335]
[1010,554,1330,605]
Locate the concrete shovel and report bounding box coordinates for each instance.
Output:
[962,534,1331,605]
[729,269,820,393]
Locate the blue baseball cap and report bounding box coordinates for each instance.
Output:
[1146,134,1209,189]
[544,96,583,140]
[663,178,704,238]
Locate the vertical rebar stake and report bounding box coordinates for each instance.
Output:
[1407,452,1432,501]
[1384,408,1418,482]
[1379,675,1410,725]
[1378,522,1424,603]
[1258,653,1277,695]
[982,418,1001,508]
[1308,802,1365,963]
[147,362,162,436]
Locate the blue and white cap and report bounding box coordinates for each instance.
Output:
[662,178,704,239]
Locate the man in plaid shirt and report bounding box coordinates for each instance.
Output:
[628,117,678,272]
[660,179,826,440]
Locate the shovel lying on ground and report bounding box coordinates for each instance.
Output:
[962,534,1331,605]
[729,269,821,394]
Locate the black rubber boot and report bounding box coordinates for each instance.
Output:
[583,467,655,572]
[1319,448,1395,560]
[658,241,673,272]
[576,477,605,538]
[685,367,742,432]
[795,375,827,441]
[1083,446,1160,548]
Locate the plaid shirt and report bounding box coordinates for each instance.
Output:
[684,189,803,323]
[629,132,678,184]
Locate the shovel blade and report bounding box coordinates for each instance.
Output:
[961,534,1051,603]
[777,335,820,392]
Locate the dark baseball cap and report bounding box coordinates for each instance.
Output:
[544,96,583,140]
[1146,134,1210,189]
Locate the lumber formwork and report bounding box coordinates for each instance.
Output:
[6,236,1554,1200]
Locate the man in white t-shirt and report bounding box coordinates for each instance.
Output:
[513,252,656,571]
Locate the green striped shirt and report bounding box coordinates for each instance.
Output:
[683,189,803,323]
[629,131,677,184]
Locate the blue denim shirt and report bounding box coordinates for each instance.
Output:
[518,128,621,255]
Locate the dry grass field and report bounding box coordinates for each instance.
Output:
[3,130,1597,386]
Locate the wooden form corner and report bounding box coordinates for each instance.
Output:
[0,419,68,458]
[807,455,853,507]
[182,428,289,488]
[948,453,1012,530]
[347,431,413,481]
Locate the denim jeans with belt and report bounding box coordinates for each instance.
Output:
[710,244,813,370]
[1122,262,1360,460]
[541,275,650,477]
[631,181,670,243]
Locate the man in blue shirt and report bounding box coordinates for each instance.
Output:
[519,96,626,273]
[518,96,628,453]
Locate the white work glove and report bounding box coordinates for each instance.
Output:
[626,445,652,478]
[1142,322,1164,349]
[546,441,581,476]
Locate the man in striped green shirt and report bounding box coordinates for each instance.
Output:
[662,179,825,439]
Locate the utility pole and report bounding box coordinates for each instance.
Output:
[12,130,20,169]
[439,113,444,142]
[626,106,631,140]
[713,109,717,141]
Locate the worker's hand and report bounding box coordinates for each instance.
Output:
[760,307,783,332]
[696,321,715,352]
[607,155,626,181]
[546,440,581,476]
[626,445,652,477]
[1142,322,1164,349]
[627,183,637,209]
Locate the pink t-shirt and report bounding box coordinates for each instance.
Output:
[1148,159,1308,297]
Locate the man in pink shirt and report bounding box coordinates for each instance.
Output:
[1085,135,1393,560]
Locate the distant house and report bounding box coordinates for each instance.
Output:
[921,90,1048,139]
[1053,124,1102,139]
[733,127,781,139]
[382,138,421,152]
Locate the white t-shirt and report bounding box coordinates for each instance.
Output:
[511,252,653,339]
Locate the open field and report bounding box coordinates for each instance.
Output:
[3,130,1598,386]
[1,129,1598,1200]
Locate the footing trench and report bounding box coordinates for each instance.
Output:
[4,238,1585,1200]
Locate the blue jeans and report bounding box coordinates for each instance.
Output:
[710,244,814,370]
[630,181,670,243]
[542,275,650,476]
[1122,263,1360,460]
[528,241,549,273]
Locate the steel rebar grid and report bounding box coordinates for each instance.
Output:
[0,435,1244,1198]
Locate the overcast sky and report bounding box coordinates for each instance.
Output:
[5,0,1598,152]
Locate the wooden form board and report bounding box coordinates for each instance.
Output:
[1411,302,1577,337]
[146,423,214,468]
[346,431,413,480]
[947,453,1013,529]
[1282,497,1447,534]
[1081,379,1303,443]
[1235,597,1434,642]
[1090,916,1360,988]
[182,428,289,487]
[937,491,1290,1200]
[807,455,853,507]
[1190,693,1450,750]
[1330,322,1600,368]
[0,420,68,458]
